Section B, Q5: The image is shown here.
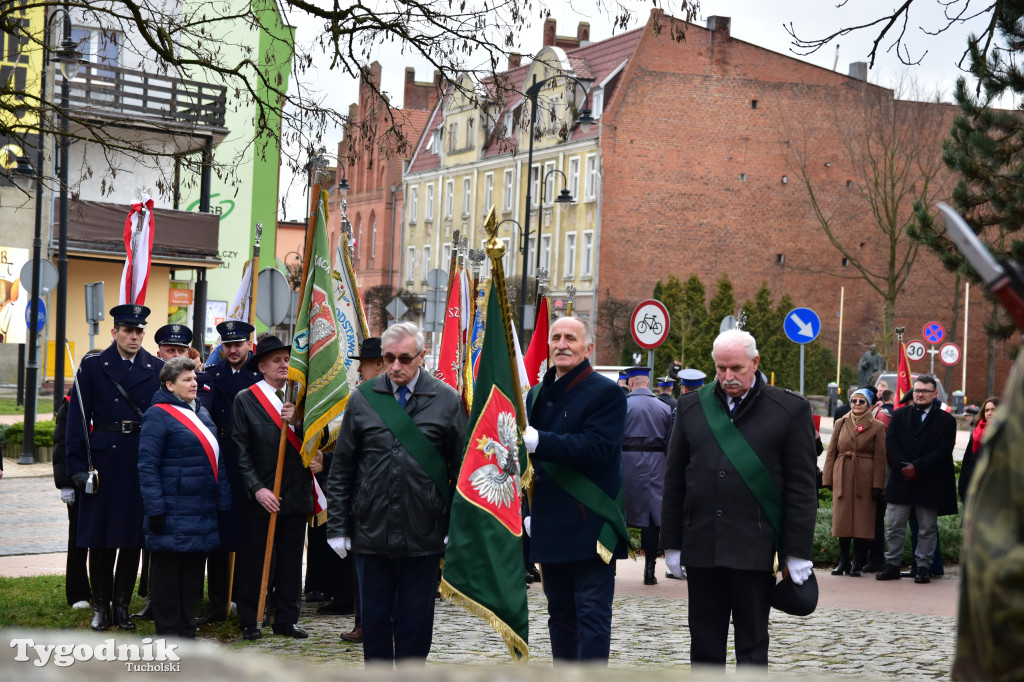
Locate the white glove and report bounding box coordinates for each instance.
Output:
[328,536,352,559]
[523,426,539,454]
[524,516,531,537]
[785,557,814,585]
[665,549,682,579]
[60,487,75,505]
[443,535,448,545]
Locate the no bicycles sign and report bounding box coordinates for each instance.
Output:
[630,299,671,350]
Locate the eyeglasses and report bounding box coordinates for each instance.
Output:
[849,399,868,405]
[912,389,935,394]
[383,353,419,365]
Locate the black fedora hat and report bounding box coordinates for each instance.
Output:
[246,335,290,372]
[771,570,818,616]
[348,337,382,360]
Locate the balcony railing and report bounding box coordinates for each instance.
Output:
[68,62,227,129]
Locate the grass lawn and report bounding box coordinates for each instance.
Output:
[0,398,26,415]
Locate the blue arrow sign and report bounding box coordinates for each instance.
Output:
[24,297,46,333]
[784,307,820,344]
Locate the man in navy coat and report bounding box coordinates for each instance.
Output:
[66,304,163,631]
[523,316,628,662]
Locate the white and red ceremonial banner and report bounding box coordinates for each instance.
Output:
[510,321,531,408]
[436,267,464,392]
[522,297,550,387]
[119,194,155,305]
[227,259,253,322]
[332,236,368,394]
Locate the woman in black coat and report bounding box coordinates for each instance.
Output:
[958,396,1000,503]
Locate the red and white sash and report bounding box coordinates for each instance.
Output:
[249,383,326,515]
[156,403,220,481]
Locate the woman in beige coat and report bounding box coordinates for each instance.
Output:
[823,387,887,576]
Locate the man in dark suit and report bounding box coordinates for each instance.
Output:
[877,374,957,584]
[661,329,817,666]
[66,304,163,632]
[522,315,629,662]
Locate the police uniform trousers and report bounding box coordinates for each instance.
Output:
[150,551,206,638]
[88,547,141,613]
[235,513,306,627]
[65,500,91,605]
[355,553,441,663]
[540,556,617,662]
[686,566,775,666]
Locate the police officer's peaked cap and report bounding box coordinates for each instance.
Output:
[110,304,151,328]
[657,376,675,388]
[154,323,192,347]
[217,320,255,343]
[624,366,651,380]
[679,368,706,387]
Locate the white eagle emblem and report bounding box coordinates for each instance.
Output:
[469,411,521,508]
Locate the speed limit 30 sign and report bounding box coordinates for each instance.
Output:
[939,342,961,366]
[905,340,926,362]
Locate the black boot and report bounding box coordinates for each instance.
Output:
[112,569,137,631]
[832,539,851,575]
[643,559,658,585]
[133,597,153,620]
[849,540,867,577]
[91,601,111,631]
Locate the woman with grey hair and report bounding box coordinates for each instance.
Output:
[138,356,230,638]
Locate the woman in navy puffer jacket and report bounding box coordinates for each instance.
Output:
[138,356,230,638]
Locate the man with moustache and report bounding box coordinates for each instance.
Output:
[661,329,817,667]
[231,335,311,640]
[326,323,466,664]
[522,315,629,662]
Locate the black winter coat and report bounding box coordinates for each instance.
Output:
[885,401,958,515]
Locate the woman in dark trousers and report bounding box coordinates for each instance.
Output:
[958,396,1000,503]
[138,357,230,638]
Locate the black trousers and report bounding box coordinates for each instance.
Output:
[541,556,617,662]
[235,513,305,628]
[88,547,140,604]
[686,566,775,666]
[65,501,91,605]
[866,500,886,566]
[150,551,206,638]
[304,521,353,606]
[355,553,441,663]
[639,526,660,561]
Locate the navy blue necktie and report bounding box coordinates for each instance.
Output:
[729,397,741,419]
[397,385,409,408]
[123,359,132,371]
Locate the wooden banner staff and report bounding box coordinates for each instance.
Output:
[255,185,321,628]
[445,229,461,299]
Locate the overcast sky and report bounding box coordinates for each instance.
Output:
[277,0,988,218]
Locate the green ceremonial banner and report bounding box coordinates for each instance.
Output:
[287,190,349,467]
[440,278,529,661]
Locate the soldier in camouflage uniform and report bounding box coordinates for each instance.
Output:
[953,347,1024,681]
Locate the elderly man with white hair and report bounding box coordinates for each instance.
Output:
[660,329,818,667]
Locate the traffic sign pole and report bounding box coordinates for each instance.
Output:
[800,344,805,395]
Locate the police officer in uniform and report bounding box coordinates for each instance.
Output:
[197,320,261,624]
[66,304,163,631]
[656,377,677,410]
[678,368,706,395]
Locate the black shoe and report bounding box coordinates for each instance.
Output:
[831,558,851,576]
[643,562,658,585]
[862,563,884,573]
[316,599,354,615]
[914,568,931,584]
[305,591,328,603]
[91,603,111,631]
[875,564,902,581]
[112,602,136,631]
[526,566,541,583]
[241,624,262,641]
[272,623,309,639]
[197,609,227,625]
[132,600,153,620]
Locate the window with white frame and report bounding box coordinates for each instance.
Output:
[530,165,540,208]
[409,187,418,223]
[426,185,434,221]
[370,217,377,259]
[541,234,552,272]
[72,27,121,78]
[568,157,580,200]
[462,178,472,216]
[592,89,604,118]
[483,173,494,211]
[543,161,556,204]
[442,242,452,275]
[503,169,513,211]
[448,123,458,153]
[501,238,511,275]
[584,154,598,201]
[480,239,491,279]
[582,230,594,277]
[445,180,454,219]
[406,247,416,282]
[423,245,432,281]
[502,111,513,137]
[466,118,474,148]
[564,232,577,278]
[527,236,536,277]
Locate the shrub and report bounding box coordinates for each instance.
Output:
[4,421,57,448]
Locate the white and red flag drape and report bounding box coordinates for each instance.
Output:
[119,194,155,305]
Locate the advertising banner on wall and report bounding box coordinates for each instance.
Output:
[1,2,45,133]
[0,246,30,344]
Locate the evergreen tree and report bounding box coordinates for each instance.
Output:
[679,275,710,371]
[651,276,686,377]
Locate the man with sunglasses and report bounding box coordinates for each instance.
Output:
[326,322,466,664]
[877,375,957,584]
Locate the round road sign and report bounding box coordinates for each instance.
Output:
[630,299,670,350]
[923,321,945,345]
[905,340,926,362]
[939,342,961,366]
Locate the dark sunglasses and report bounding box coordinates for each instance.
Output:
[383,353,419,365]
[849,399,868,405]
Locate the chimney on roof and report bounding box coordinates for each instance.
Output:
[509,52,521,69]
[707,16,731,39]
[848,62,868,81]
[544,17,557,47]
[577,22,590,42]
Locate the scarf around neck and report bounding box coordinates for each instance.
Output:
[972,418,989,453]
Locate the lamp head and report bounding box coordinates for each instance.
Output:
[577,107,595,134]
[55,38,83,80]
[338,177,350,198]
[556,187,573,211]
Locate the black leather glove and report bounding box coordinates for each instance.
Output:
[149,515,166,534]
[871,488,884,503]
[70,471,89,493]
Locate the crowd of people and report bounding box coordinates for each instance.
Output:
[50,303,978,668]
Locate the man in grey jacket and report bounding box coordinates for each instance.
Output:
[326,322,466,664]
[661,329,817,666]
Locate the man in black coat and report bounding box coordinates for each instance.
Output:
[877,375,957,584]
[65,304,163,632]
[661,329,817,666]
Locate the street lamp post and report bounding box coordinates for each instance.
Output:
[517,72,593,335]
[535,167,574,274]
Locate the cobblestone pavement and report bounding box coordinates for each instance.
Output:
[2,470,957,678]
